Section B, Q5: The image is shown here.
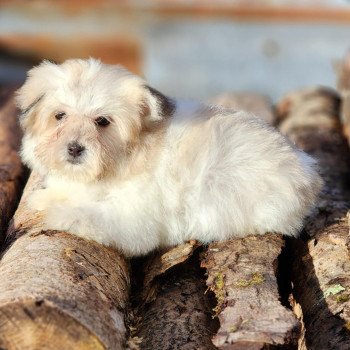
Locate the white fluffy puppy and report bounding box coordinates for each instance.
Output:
[17,58,322,257]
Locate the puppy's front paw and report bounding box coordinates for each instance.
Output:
[27,189,68,212]
[43,204,96,242]
[42,204,80,232]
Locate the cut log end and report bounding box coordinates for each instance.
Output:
[0,302,106,350]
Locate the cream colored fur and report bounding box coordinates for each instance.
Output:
[17,58,322,257]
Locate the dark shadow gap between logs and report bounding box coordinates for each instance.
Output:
[129,247,220,350]
[0,87,28,249]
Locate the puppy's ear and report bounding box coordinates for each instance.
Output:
[141,85,175,127]
[16,60,58,129]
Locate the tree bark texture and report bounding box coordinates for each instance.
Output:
[209,92,275,124]
[0,174,130,350]
[278,87,350,350]
[201,235,300,349]
[0,87,25,244]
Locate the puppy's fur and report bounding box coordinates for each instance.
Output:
[17,58,322,257]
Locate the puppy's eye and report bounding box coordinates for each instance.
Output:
[55,112,66,120]
[95,116,111,127]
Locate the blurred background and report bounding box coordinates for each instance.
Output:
[1,0,350,102]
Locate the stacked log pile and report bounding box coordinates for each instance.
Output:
[0,85,350,350]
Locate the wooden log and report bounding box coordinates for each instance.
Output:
[209,92,275,124]
[277,87,350,349]
[275,86,339,126]
[201,235,300,349]
[0,174,130,350]
[0,87,25,243]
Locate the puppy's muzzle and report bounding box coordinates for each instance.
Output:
[67,141,85,163]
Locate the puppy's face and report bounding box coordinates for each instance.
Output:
[16,59,174,182]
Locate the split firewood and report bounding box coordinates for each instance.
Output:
[0,173,130,350]
[278,87,350,349]
[0,87,25,243]
[141,240,201,304]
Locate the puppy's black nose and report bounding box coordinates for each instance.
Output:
[67,142,85,158]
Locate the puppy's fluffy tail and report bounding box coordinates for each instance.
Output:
[296,150,324,220]
[275,150,322,237]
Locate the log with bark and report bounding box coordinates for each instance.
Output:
[0,172,130,350]
[277,87,350,350]
[201,235,300,350]
[334,52,350,144]
[131,93,299,350]
[0,87,25,244]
